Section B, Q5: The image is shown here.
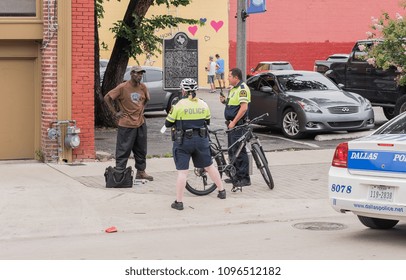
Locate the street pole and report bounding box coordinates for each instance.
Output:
[236,0,248,80]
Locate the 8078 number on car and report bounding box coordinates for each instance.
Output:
[331,184,352,194]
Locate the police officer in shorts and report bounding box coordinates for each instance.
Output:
[164,78,226,210]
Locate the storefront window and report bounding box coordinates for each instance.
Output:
[0,0,36,17]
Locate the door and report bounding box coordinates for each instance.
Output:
[247,74,278,126]
[144,68,165,109]
[0,59,36,159]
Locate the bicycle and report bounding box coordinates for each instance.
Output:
[185,113,274,195]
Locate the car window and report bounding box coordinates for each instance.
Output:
[375,113,406,134]
[269,63,293,70]
[146,69,162,82]
[255,63,267,71]
[259,76,276,88]
[353,42,374,62]
[247,75,261,89]
[100,60,109,68]
[277,73,338,91]
[327,55,348,62]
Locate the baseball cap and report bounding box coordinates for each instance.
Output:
[130,65,146,73]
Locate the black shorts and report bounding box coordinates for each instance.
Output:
[173,136,212,170]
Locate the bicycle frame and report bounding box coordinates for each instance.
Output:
[185,113,273,196]
[209,124,258,177]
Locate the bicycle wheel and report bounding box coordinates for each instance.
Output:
[185,150,225,196]
[251,143,274,189]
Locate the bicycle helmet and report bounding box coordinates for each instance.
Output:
[180,78,198,91]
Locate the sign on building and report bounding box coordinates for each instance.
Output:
[247,0,266,14]
[163,32,198,90]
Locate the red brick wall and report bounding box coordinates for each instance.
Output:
[41,0,59,162]
[41,0,95,162]
[71,0,95,161]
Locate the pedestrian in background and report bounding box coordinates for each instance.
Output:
[215,53,226,90]
[219,68,251,190]
[205,55,218,93]
[104,65,154,181]
[165,78,226,210]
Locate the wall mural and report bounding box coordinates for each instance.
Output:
[210,20,223,32]
[187,19,224,39]
[188,25,198,36]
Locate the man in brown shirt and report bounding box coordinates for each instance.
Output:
[104,65,153,181]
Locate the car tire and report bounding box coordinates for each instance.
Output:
[166,93,180,113]
[382,107,396,120]
[394,95,406,117]
[281,108,305,139]
[357,215,399,229]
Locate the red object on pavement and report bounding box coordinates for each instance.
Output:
[105,226,117,233]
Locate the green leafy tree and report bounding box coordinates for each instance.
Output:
[365,1,406,86]
[95,0,201,127]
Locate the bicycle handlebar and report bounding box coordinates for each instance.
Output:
[226,113,269,133]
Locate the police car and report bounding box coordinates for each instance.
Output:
[328,112,406,229]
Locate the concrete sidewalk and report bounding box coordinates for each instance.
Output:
[0,149,336,242]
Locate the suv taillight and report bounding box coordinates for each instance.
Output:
[332,142,348,168]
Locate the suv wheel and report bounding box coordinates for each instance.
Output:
[166,93,180,113]
[394,95,406,117]
[382,107,396,120]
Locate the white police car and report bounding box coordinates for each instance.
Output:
[328,112,406,229]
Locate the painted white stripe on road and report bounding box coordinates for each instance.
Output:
[262,134,320,148]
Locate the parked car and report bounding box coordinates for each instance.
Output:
[247,70,375,139]
[123,66,179,113]
[325,39,406,120]
[328,111,406,230]
[313,53,349,74]
[99,59,109,79]
[248,61,293,78]
[100,59,109,69]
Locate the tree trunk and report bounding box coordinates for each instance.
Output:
[95,0,153,127]
[94,0,116,127]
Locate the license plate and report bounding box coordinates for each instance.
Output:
[368,185,394,202]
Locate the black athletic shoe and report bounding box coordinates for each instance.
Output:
[240,178,251,186]
[171,200,184,210]
[232,178,251,188]
[217,189,226,199]
[224,178,233,184]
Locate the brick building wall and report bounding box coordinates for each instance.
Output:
[71,0,95,161]
[41,0,95,162]
[41,0,59,162]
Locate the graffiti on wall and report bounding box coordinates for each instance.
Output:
[187,19,224,40]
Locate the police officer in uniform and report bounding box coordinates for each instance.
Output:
[219,68,251,190]
[165,78,226,210]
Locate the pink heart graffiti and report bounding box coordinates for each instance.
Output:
[188,25,198,36]
[210,20,224,32]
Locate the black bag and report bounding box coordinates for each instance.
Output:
[104,166,133,188]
